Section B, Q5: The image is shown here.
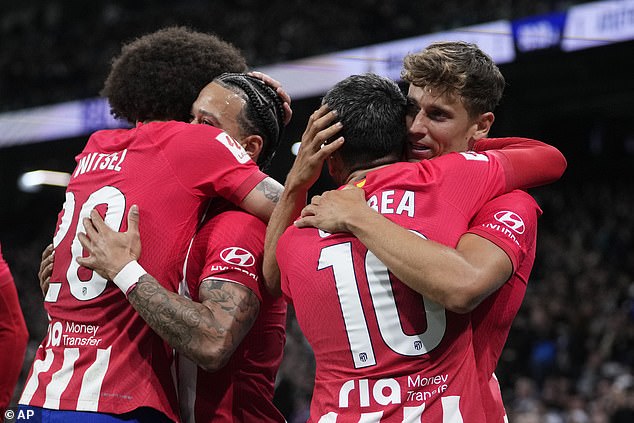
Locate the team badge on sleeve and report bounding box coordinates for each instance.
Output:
[216,132,251,164]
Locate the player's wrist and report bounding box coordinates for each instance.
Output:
[284,173,311,193]
[112,260,146,297]
[345,206,377,234]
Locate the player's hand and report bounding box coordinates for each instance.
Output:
[248,71,293,125]
[295,185,368,232]
[38,243,54,296]
[285,104,344,192]
[76,205,142,281]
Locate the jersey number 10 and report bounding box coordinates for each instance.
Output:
[318,241,447,369]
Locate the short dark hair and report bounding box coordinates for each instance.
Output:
[322,73,408,173]
[401,41,505,117]
[102,26,247,124]
[215,73,285,171]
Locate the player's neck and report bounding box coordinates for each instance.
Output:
[137,119,169,125]
[345,156,400,184]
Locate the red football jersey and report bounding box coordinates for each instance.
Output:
[19,121,267,422]
[468,190,541,422]
[0,243,28,416]
[278,151,528,422]
[178,202,286,423]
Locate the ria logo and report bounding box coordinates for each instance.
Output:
[494,211,525,234]
[220,247,255,267]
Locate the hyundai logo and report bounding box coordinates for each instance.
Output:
[494,211,525,234]
[219,247,256,267]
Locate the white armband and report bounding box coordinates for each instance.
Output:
[113,260,146,297]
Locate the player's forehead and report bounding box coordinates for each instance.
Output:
[407,84,465,113]
[192,82,246,116]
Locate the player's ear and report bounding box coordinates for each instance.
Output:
[240,134,264,162]
[468,112,495,149]
[326,152,345,185]
[474,112,494,139]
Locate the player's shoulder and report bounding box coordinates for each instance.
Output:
[85,127,131,149]
[489,189,540,211]
[363,161,424,186]
[277,221,307,251]
[403,151,494,175]
[199,202,266,241]
[475,190,542,227]
[500,189,538,203]
[435,150,494,167]
[211,208,265,229]
[147,120,223,138]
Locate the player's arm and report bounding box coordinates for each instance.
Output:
[295,138,555,312]
[76,206,259,372]
[262,105,344,296]
[239,176,284,223]
[475,137,567,189]
[297,187,511,313]
[38,243,54,296]
[128,275,259,372]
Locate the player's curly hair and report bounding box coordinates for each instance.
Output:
[401,41,505,117]
[101,26,247,124]
[215,73,286,171]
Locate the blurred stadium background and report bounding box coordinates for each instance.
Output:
[1,1,633,421]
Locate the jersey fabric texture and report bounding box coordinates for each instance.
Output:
[468,190,541,422]
[0,243,29,417]
[179,201,286,423]
[278,151,530,422]
[19,121,267,422]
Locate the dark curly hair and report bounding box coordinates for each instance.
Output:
[101,26,247,124]
[215,73,286,171]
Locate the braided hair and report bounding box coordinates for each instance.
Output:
[214,73,285,171]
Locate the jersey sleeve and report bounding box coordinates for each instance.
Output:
[413,148,549,225]
[473,137,537,152]
[467,190,541,275]
[160,124,268,205]
[481,138,567,190]
[190,210,267,303]
[0,244,29,415]
[430,135,565,209]
[422,151,509,217]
